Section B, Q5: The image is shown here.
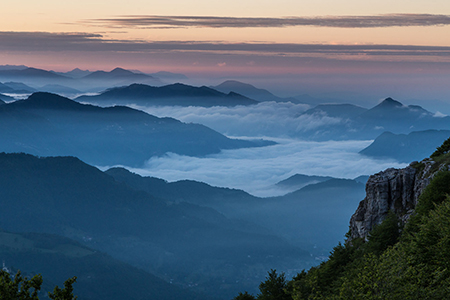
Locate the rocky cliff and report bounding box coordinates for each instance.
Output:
[349,158,441,240]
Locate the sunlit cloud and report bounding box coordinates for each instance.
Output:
[85,14,450,29]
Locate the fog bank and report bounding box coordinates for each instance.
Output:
[111,138,406,197]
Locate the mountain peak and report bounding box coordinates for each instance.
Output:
[379,97,403,108]
[110,67,133,74]
[84,68,152,80]
[217,80,254,88]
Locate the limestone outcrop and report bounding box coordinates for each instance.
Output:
[349,159,438,240]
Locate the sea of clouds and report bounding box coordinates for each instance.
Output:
[102,101,406,197]
[129,101,342,138]
[122,138,405,197]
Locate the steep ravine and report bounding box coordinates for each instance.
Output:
[349,158,445,240]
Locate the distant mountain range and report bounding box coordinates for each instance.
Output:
[77,83,258,107]
[275,174,336,191]
[81,67,156,81]
[212,80,302,103]
[54,68,188,81]
[360,129,450,162]
[0,81,36,93]
[296,97,450,140]
[0,66,183,92]
[0,92,272,166]
[0,68,71,88]
[303,103,367,119]
[54,67,92,78]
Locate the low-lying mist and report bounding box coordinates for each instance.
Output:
[113,138,406,197]
[129,101,339,138]
[90,101,408,196]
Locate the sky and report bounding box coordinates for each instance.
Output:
[1,0,450,100]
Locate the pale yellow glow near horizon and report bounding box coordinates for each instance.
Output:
[2,0,450,47]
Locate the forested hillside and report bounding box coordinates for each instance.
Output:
[235,138,450,299]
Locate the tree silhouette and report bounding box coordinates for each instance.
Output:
[0,270,77,300]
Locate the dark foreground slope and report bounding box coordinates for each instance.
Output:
[0,231,205,300]
[0,153,310,299]
[234,139,450,300]
[0,92,271,166]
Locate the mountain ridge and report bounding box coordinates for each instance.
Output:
[0,152,310,299]
[77,83,258,107]
[0,92,272,166]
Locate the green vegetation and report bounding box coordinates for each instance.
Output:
[233,270,290,300]
[431,136,450,158]
[0,270,76,300]
[233,167,450,299]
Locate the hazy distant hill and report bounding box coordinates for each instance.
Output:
[303,103,368,119]
[360,97,427,119]
[0,67,74,89]
[0,82,15,93]
[298,97,450,140]
[0,92,271,166]
[0,153,309,299]
[77,83,259,107]
[0,64,28,71]
[0,231,206,300]
[39,84,82,95]
[212,80,302,103]
[3,81,36,93]
[55,68,92,78]
[360,129,450,162]
[82,67,154,81]
[0,67,70,80]
[0,81,35,95]
[276,174,335,191]
[0,67,161,92]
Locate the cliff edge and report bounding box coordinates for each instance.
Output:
[349,158,443,240]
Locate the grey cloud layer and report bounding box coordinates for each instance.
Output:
[87,14,450,29]
[1,31,450,59]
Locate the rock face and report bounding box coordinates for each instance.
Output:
[349,159,436,240]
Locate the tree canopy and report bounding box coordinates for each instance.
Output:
[233,169,450,299]
[0,270,76,300]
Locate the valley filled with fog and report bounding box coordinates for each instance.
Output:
[114,101,404,196]
[124,137,404,197]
